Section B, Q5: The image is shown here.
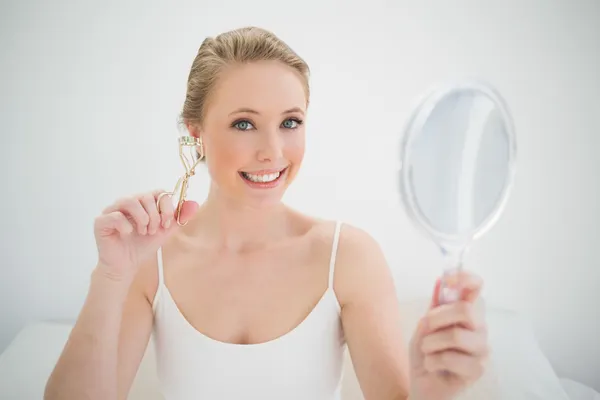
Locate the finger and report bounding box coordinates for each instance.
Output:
[116,197,150,235]
[431,271,483,308]
[110,211,135,236]
[421,326,488,356]
[175,200,199,225]
[448,270,483,303]
[425,301,484,332]
[139,193,161,235]
[429,277,442,308]
[156,192,175,229]
[412,315,429,348]
[96,211,134,236]
[423,350,486,380]
[461,274,483,303]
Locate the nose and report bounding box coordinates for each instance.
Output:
[256,129,283,162]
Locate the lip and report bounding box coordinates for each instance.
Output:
[239,167,288,175]
[239,167,289,189]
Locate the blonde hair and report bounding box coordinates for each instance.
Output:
[181,26,310,128]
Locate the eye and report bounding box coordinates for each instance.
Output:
[282,118,303,129]
[232,120,255,131]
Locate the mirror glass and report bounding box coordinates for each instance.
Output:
[399,81,517,302]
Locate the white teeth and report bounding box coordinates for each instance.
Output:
[243,171,281,183]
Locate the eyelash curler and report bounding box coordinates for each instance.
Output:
[156,136,204,226]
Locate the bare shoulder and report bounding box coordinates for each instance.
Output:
[333,223,397,308]
[282,208,343,261]
[337,223,384,255]
[285,207,395,304]
[284,207,337,243]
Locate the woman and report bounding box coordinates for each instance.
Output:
[44,26,489,400]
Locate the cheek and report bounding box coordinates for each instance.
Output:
[284,133,305,162]
[284,133,305,185]
[207,133,249,168]
[203,135,245,185]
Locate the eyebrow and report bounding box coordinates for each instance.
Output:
[228,107,305,116]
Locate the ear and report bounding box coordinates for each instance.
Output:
[185,122,205,160]
[186,122,202,139]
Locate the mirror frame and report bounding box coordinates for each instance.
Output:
[399,80,518,249]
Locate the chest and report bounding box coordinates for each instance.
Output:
[153,286,346,400]
[160,240,334,345]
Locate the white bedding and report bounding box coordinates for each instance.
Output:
[560,378,600,400]
[1,308,599,400]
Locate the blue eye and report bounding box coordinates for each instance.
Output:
[282,118,303,129]
[232,118,303,131]
[233,120,254,131]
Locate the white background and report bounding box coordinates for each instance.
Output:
[1,0,599,391]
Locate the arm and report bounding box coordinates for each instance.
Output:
[44,261,155,400]
[335,224,411,400]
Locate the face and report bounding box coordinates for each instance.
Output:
[190,61,307,208]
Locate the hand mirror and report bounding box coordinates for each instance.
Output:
[399,80,517,304]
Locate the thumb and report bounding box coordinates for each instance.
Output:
[174,200,199,226]
[430,271,483,307]
[429,277,442,309]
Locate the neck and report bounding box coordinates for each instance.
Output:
[189,185,291,252]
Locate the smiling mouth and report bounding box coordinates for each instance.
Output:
[239,167,288,184]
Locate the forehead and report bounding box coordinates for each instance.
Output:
[207,61,307,116]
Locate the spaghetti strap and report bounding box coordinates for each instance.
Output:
[328,221,342,289]
[152,247,165,313]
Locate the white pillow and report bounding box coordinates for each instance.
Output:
[0,322,73,399]
[476,305,571,400]
[559,378,600,400]
[342,298,572,400]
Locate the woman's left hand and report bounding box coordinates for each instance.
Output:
[408,271,489,400]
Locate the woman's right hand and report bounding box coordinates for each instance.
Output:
[93,190,198,282]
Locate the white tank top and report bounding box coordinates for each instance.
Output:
[150,221,347,400]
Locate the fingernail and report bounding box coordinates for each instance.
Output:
[164,219,171,229]
[445,274,459,286]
